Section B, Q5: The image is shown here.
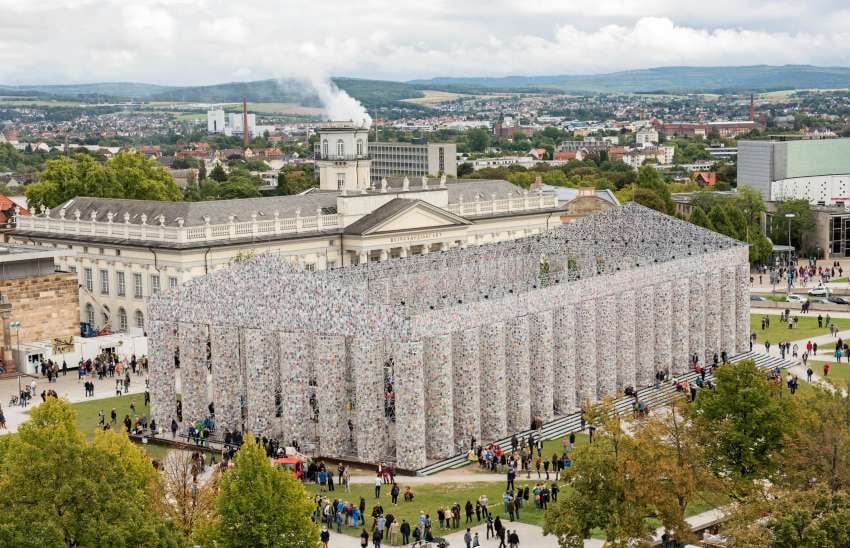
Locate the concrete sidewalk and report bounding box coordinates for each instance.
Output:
[0,368,150,434]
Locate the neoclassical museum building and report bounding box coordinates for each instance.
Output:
[147,203,750,470]
[9,122,618,333]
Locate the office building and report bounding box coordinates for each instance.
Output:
[368,141,457,184]
[738,138,850,205]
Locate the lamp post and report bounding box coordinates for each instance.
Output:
[9,321,21,397]
[785,213,796,262]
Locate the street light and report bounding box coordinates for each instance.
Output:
[785,213,796,258]
[9,320,21,398]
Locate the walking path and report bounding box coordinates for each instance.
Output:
[0,369,149,434]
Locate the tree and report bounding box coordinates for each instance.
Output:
[688,206,715,231]
[726,486,850,548]
[0,398,183,546]
[457,162,474,178]
[25,152,183,210]
[748,228,773,264]
[633,187,668,213]
[631,399,723,544]
[771,199,815,251]
[692,360,793,484]
[735,186,767,228]
[544,403,655,546]
[209,164,227,182]
[782,385,850,493]
[708,206,735,238]
[636,165,675,214]
[162,451,218,538]
[211,437,318,547]
[466,128,491,153]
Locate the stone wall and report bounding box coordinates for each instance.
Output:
[0,272,78,343]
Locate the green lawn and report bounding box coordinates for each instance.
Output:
[832,277,849,283]
[749,314,850,345]
[69,394,170,461]
[305,478,724,544]
[806,359,850,386]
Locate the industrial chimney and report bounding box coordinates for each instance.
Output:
[242,97,249,148]
[749,94,755,121]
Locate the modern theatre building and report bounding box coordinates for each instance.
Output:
[147,203,750,470]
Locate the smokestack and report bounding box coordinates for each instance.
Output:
[243,97,249,148]
[749,94,755,121]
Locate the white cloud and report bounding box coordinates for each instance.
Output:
[0,1,848,84]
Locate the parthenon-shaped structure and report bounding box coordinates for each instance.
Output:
[147,203,750,469]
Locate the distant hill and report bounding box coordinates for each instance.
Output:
[0,78,426,109]
[409,65,850,94]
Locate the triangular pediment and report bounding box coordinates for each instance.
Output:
[345,198,471,235]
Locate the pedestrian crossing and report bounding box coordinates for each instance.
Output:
[415,352,792,476]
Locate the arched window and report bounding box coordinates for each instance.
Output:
[134,310,144,329]
[118,307,127,331]
[101,311,109,327]
[322,140,328,158]
[85,303,95,326]
[356,139,364,156]
[336,139,344,157]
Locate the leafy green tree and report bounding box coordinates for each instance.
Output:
[25,152,182,209]
[692,359,793,484]
[465,128,491,153]
[457,162,474,178]
[210,437,318,547]
[688,206,715,231]
[771,199,815,251]
[0,398,183,547]
[748,228,773,264]
[735,186,767,228]
[544,404,654,546]
[633,187,668,212]
[209,164,228,182]
[708,206,735,238]
[636,165,675,214]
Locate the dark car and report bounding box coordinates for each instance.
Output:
[750,295,769,302]
[828,296,850,305]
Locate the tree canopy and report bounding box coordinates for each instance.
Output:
[208,436,318,547]
[0,398,183,547]
[25,151,183,210]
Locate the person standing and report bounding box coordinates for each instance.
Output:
[391,483,400,504]
[400,519,410,545]
[508,529,520,548]
[374,474,382,498]
[464,528,472,548]
[320,528,330,548]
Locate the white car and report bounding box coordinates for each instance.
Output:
[786,294,808,304]
[808,284,832,297]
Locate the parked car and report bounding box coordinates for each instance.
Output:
[750,295,769,302]
[829,296,850,305]
[808,283,832,297]
[786,294,808,304]
[810,297,831,305]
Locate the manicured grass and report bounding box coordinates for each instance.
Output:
[305,478,724,544]
[806,359,850,385]
[832,277,849,283]
[749,314,850,345]
[69,394,170,461]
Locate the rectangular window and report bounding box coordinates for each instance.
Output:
[133,273,143,299]
[117,271,126,297]
[336,173,345,190]
[99,269,109,295]
[84,268,93,292]
[151,274,161,295]
[169,276,178,289]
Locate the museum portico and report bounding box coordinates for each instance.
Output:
[147,203,750,470]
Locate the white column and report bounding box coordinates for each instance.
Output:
[379,249,388,261]
[554,306,577,414]
[636,286,655,387]
[689,273,706,365]
[721,267,736,357]
[577,301,597,404]
[424,334,454,459]
[736,263,751,353]
[453,328,481,452]
[654,281,673,376]
[315,335,349,458]
[480,322,507,441]
[506,316,532,432]
[359,251,368,265]
[530,311,555,423]
[395,341,427,470]
[279,332,313,446]
[671,279,690,375]
[351,336,386,463]
[595,299,618,398]
[178,322,208,425]
[617,292,637,391]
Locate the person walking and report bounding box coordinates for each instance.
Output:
[374,474,382,498]
[320,528,330,548]
[464,528,472,548]
[508,529,520,548]
[807,367,813,382]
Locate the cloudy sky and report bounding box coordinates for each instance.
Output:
[1,0,849,85]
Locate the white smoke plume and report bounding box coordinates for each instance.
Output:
[309,78,372,129]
